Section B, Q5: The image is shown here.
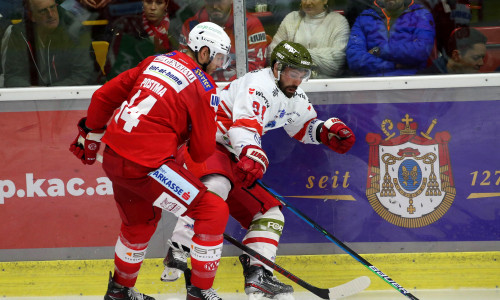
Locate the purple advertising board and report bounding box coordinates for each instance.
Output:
[240,100,500,244]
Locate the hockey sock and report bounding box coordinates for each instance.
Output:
[190,233,223,289]
[113,234,148,287]
[171,215,195,250]
[243,206,284,272]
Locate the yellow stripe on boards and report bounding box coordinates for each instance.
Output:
[0,252,498,297]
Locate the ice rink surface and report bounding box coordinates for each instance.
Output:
[3,289,499,300]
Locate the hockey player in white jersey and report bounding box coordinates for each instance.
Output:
[162,41,356,300]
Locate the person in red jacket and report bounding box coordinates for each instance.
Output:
[179,0,268,82]
[69,21,231,300]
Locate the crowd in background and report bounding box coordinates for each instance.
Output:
[0,0,498,87]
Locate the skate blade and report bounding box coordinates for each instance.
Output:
[247,293,295,300]
[274,293,295,300]
[160,267,182,282]
[248,293,266,300]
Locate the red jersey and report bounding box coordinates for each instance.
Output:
[86,51,220,168]
[179,8,268,81]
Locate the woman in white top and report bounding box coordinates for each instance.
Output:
[268,0,350,78]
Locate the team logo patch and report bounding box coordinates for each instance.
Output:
[192,67,213,91]
[366,114,456,228]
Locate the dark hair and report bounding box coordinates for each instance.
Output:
[446,27,487,57]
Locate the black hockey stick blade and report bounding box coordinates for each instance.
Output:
[257,180,420,300]
[223,233,370,299]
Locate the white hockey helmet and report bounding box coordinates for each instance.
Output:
[188,21,232,69]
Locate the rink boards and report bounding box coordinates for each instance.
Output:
[1,252,499,297]
[0,74,499,296]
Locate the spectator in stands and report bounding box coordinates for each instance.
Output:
[70,0,179,42]
[418,0,471,55]
[179,0,267,82]
[2,0,96,87]
[418,27,487,74]
[105,0,177,80]
[346,0,435,76]
[345,0,377,27]
[268,0,350,78]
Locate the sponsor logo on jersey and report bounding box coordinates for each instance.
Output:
[253,133,262,147]
[254,90,270,106]
[154,55,196,82]
[152,192,187,217]
[295,92,307,100]
[140,78,167,97]
[249,88,255,94]
[149,164,199,205]
[278,109,286,118]
[248,32,266,44]
[265,121,276,128]
[146,64,183,85]
[307,118,321,142]
[144,62,191,93]
[210,94,220,109]
[192,67,214,91]
[366,114,455,228]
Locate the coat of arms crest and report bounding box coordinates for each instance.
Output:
[366,114,456,228]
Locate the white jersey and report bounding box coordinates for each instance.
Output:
[216,68,323,157]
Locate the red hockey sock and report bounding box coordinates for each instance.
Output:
[190,234,223,289]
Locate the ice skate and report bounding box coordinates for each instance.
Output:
[239,254,294,300]
[184,268,223,300]
[161,239,190,282]
[104,271,155,300]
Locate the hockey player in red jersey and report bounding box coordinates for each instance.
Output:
[161,41,356,300]
[179,0,268,82]
[69,22,232,300]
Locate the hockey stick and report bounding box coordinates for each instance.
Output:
[256,180,420,300]
[223,233,370,300]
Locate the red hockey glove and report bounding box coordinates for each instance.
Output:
[69,117,106,165]
[236,145,269,188]
[319,118,356,154]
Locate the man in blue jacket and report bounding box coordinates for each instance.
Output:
[346,0,435,76]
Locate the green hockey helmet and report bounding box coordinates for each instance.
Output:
[271,41,312,81]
